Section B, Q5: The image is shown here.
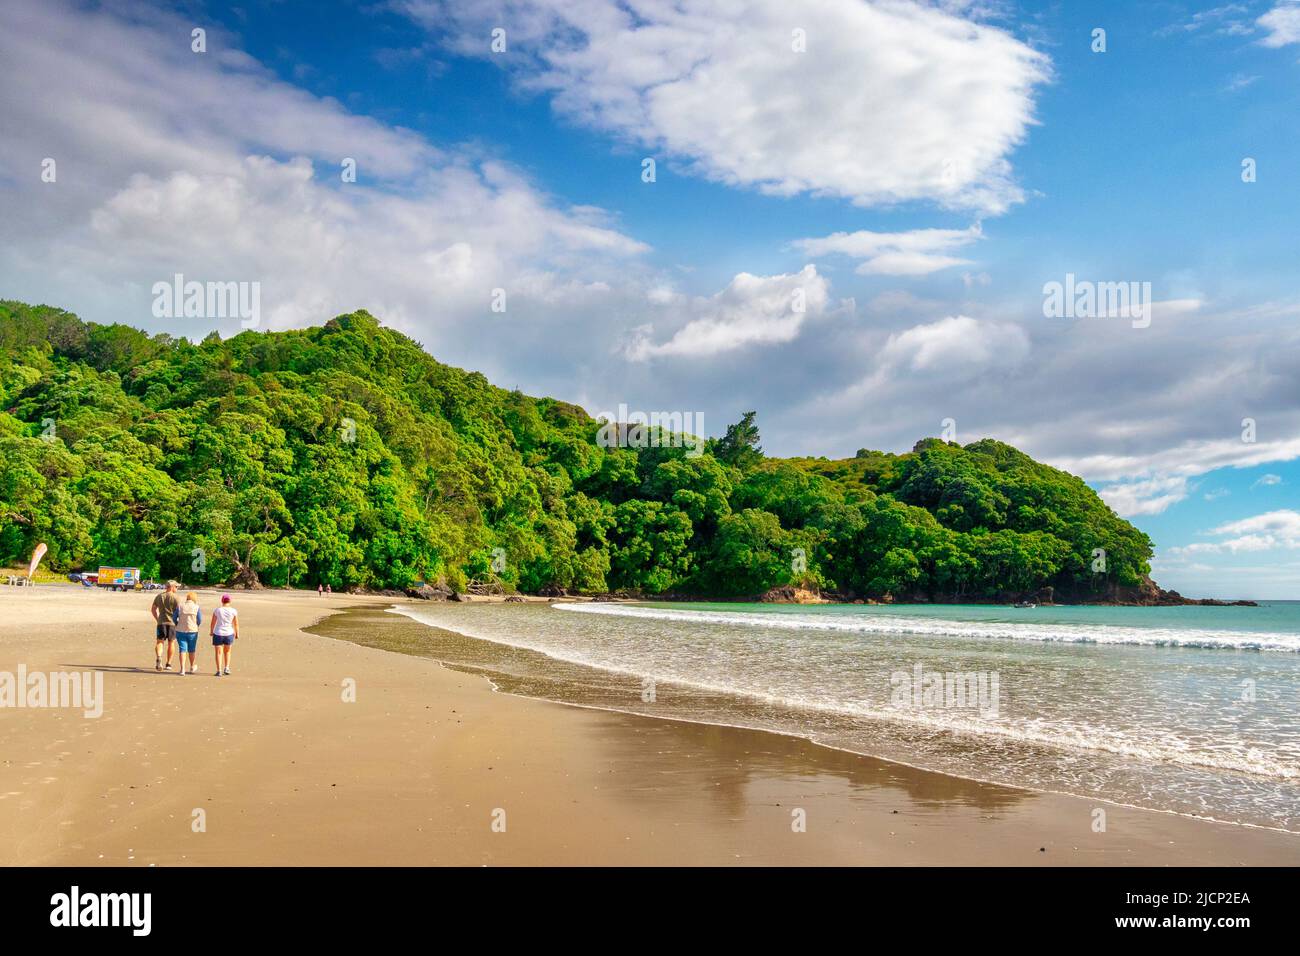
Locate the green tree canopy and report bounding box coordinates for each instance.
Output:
[0,300,1154,600]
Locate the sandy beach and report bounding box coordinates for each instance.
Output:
[1,585,1296,866]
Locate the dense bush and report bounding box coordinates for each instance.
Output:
[0,301,1152,597]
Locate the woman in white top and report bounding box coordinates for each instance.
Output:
[210,594,239,677]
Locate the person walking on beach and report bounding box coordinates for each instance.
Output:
[210,593,239,677]
[317,583,323,597]
[175,591,202,675]
[150,580,180,672]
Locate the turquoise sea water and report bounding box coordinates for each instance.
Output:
[395,599,1300,832]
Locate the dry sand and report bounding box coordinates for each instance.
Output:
[1,584,1296,866]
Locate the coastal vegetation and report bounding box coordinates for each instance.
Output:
[0,301,1154,600]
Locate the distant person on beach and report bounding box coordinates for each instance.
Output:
[210,594,239,677]
[317,583,323,597]
[175,592,202,676]
[150,580,180,672]
[326,584,332,595]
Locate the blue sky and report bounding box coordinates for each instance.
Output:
[1,0,1298,596]
[212,0,1300,299]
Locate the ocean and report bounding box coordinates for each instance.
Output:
[392,599,1300,831]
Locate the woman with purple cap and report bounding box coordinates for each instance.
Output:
[209,593,239,677]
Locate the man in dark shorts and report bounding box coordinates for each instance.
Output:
[151,580,180,672]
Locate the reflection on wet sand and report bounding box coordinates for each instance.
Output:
[309,605,1033,818]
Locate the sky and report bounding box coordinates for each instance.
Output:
[0,0,1298,597]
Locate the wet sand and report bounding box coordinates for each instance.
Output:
[1,585,1296,865]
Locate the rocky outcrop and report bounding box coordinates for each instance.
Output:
[405,582,454,601]
[745,577,1256,607]
[1061,576,1257,607]
[758,585,827,604]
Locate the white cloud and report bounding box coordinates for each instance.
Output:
[1107,470,1279,522]
[1098,476,1190,518]
[0,0,646,342]
[879,314,1028,372]
[403,0,1050,214]
[1214,509,1300,541]
[1258,3,1300,46]
[792,224,983,276]
[1170,510,1300,554]
[1150,298,1204,320]
[625,265,832,360]
[1162,4,1254,37]
[1055,435,1300,486]
[1223,73,1260,92]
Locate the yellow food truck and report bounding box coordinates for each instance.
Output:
[97,566,141,591]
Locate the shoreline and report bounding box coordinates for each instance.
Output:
[2,585,1296,865]
[311,602,1300,859]
[328,603,1300,838]
[24,578,1259,609]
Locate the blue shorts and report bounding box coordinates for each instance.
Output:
[212,633,235,646]
[175,632,198,653]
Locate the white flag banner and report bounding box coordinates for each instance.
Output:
[27,542,48,580]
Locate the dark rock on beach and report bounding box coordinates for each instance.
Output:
[404,582,455,601]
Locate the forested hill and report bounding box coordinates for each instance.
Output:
[0,300,1157,602]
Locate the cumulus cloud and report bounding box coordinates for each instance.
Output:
[625,265,833,360]
[1053,435,1300,487]
[401,0,1050,214]
[792,225,983,276]
[1097,476,1191,518]
[1258,2,1300,46]
[0,0,837,431]
[879,314,1028,372]
[0,0,646,347]
[1170,510,1300,554]
[1212,509,1300,544]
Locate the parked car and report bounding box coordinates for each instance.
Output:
[142,581,165,591]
